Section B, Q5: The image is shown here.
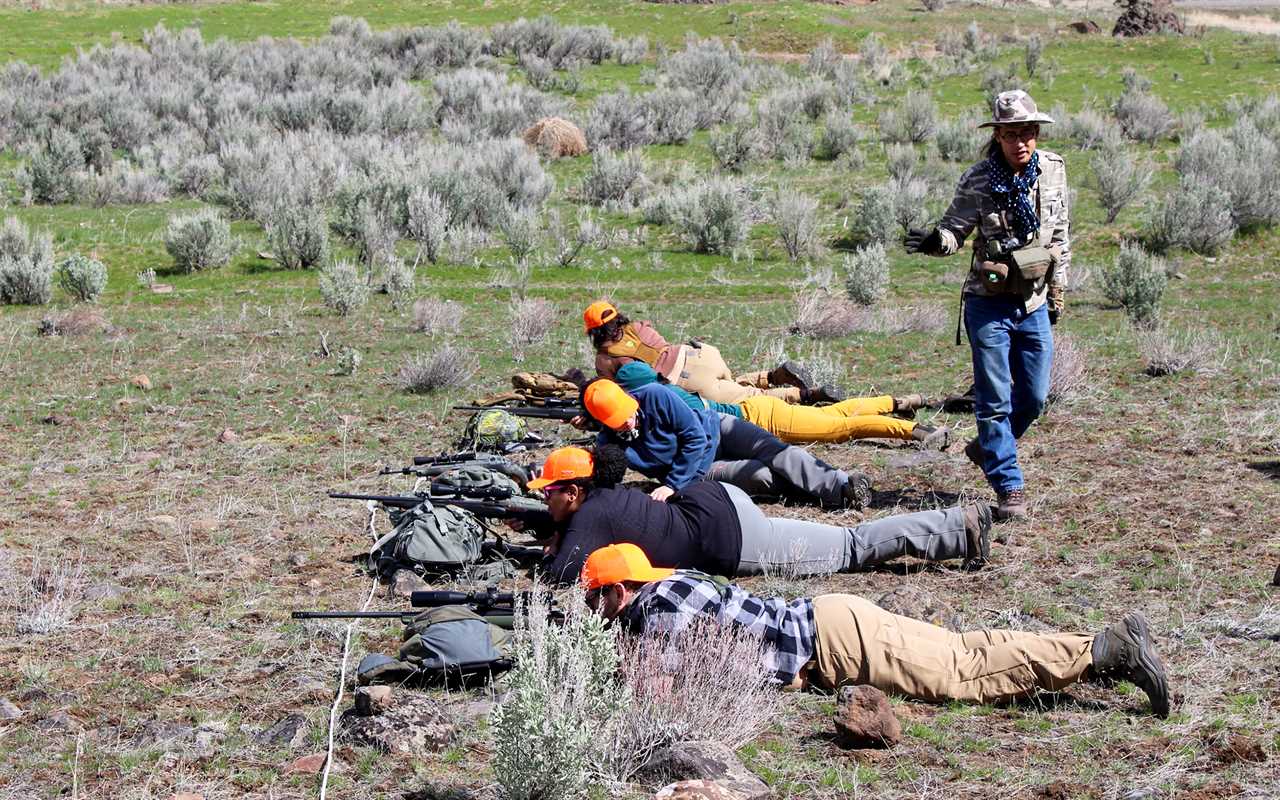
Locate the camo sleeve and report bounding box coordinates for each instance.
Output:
[936,164,989,256]
[1041,152,1071,291]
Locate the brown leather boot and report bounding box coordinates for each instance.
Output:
[910,424,950,450]
[1090,613,1171,718]
[961,502,993,571]
[964,436,985,467]
[995,488,1028,521]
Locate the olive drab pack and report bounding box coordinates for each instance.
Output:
[429,465,523,502]
[370,501,487,579]
[355,606,514,686]
[457,409,528,453]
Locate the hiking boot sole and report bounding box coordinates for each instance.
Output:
[1123,613,1171,718]
[842,474,872,511]
[771,361,815,391]
[916,426,951,451]
[962,502,993,571]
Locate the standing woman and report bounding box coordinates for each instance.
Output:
[905,91,1070,520]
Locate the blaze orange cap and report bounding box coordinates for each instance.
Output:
[527,447,595,490]
[583,301,619,332]
[582,380,639,430]
[581,543,674,590]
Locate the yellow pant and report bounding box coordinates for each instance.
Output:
[677,344,799,404]
[810,595,1094,704]
[737,395,914,443]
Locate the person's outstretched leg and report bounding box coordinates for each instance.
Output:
[714,415,852,507]
[1008,304,1053,440]
[847,506,971,567]
[725,483,850,575]
[746,396,914,443]
[809,594,1094,704]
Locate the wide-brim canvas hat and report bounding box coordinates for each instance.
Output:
[979,90,1055,128]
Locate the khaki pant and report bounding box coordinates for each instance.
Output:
[677,344,799,404]
[738,395,914,443]
[810,594,1094,704]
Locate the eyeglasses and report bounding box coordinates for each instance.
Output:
[543,484,572,497]
[997,126,1039,142]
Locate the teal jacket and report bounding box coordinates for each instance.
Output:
[614,362,743,419]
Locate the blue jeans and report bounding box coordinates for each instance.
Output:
[964,295,1053,494]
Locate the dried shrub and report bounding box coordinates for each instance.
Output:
[843,243,889,306]
[7,550,84,636]
[816,111,861,161]
[163,209,237,273]
[790,292,861,339]
[522,116,588,159]
[1088,142,1151,224]
[1047,333,1090,405]
[878,90,938,144]
[852,185,898,246]
[580,149,648,209]
[1024,35,1043,77]
[500,208,543,265]
[37,308,115,337]
[605,616,784,781]
[1100,242,1167,329]
[644,88,699,145]
[659,36,751,128]
[509,297,557,361]
[872,304,948,334]
[935,114,985,162]
[318,259,370,317]
[548,208,604,268]
[708,122,764,173]
[265,201,330,269]
[1145,179,1236,256]
[585,88,654,150]
[55,254,107,303]
[396,345,476,393]
[381,256,415,310]
[412,298,465,336]
[407,188,448,265]
[1114,88,1174,144]
[490,590,625,798]
[885,143,918,183]
[0,216,54,305]
[665,178,749,254]
[1054,106,1123,151]
[1138,325,1229,377]
[772,191,822,262]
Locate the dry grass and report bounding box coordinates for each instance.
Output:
[508,297,558,361]
[2,549,84,635]
[1048,332,1091,405]
[1137,325,1230,377]
[412,297,466,336]
[395,345,476,393]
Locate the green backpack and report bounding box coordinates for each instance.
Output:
[356,605,514,686]
[457,409,529,453]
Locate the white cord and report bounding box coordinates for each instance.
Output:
[318,503,383,800]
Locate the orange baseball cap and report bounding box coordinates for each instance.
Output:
[583,301,619,332]
[582,380,639,430]
[581,543,674,590]
[527,447,595,490]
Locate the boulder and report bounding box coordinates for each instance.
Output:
[874,585,963,632]
[833,685,901,749]
[340,694,455,758]
[654,781,748,800]
[254,714,309,749]
[354,685,393,717]
[1113,0,1184,37]
[641,741,769,800]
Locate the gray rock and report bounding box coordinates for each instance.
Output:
[390,569,430,598]
[254,714,309,749]
[38,711,84,733]
[834,685,901,749]
[289,553,308,569]
[135,721,196,750]
[1121,790,1162,800]
[874,585,963,632]
[295,679,331,703]
[0,699,21,720]
[654,780,749,800]
[641,741,769,800]
[85,583,126,602]
[340,694,455,758]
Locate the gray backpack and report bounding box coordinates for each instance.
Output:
[371,501,487,579]
[357,605,514,686]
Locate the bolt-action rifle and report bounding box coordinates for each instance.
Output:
[379,451,532,487]
[328,490,555,539]
[291,588,560,629]
[452,400,599,430]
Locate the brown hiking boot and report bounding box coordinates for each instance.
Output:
[910,424,950,450]
[840,472,872,511]
[964,436,985,467]
[767,361,815,391]
[891,394,933,419]
[961,502,993,571]
[1090,612,1171,718]
[995,488,1028,521]
[799,384,847,405]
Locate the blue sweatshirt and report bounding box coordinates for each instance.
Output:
[614,362,744,419]
[596,381,721,490]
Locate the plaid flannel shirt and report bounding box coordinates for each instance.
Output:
[618,571,816,685]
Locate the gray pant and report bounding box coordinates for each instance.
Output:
[724,483,969,576]
[708,414,847,507]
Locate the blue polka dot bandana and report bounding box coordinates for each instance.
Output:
[980,151,1041,243]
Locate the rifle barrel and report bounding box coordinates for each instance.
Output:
[292,611,410,619]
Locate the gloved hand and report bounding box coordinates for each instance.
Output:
[904,227,942,255]
[1048,285,1065,325]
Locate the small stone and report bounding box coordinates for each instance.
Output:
[85,583,126,602]
[1150,542,1174,554]
[150,283,174,294]
[134,721,195,750]
[39,711,84,732]
[295,679,331,703]
[168,794,205,800]
[654,781,747,800]
[1120,789,1161,800]
[0,699,21,720]
[390,569,429,599]
[189,517,219,535]
[340,694,455,758]
[147,515,180,536]
[131,374,153,391]
[641,741,768,800]
[254,714,309,749]
[217,428,239,443]
[355,686,393,717]
[833,685,901,749]
[285,753,327,774]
